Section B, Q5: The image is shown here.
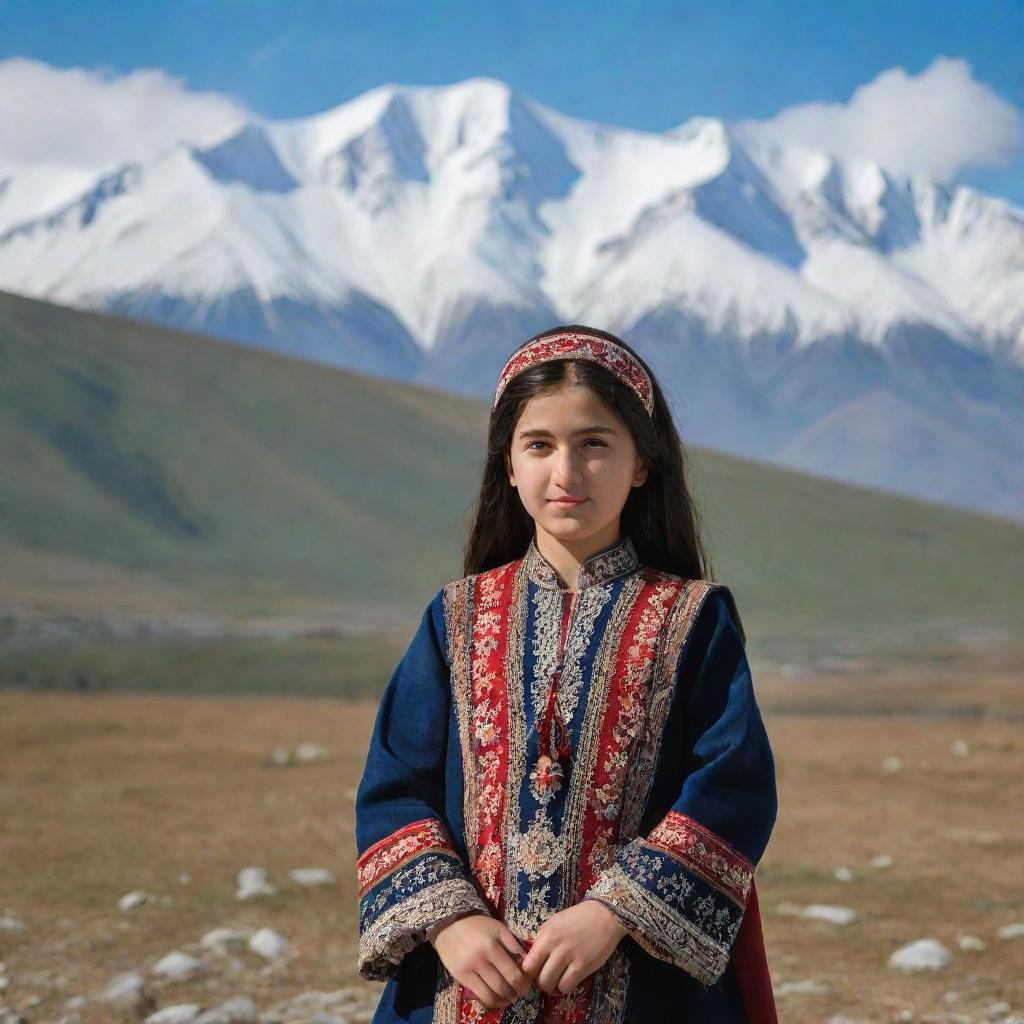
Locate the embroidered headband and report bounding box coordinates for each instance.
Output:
[491,330,655,417]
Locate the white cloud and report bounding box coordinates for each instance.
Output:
[738,56,1023,181]
[0,57,250,170]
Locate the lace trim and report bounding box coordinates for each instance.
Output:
[581,818,754,988]
[358,876,490,982]
[524,534,640,590]
[582,864,735,988]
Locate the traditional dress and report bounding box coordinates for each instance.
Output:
[355,534,779,1023]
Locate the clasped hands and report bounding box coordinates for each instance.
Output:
[429,902,628,1011]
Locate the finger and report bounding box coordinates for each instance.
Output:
[478,960,518,1004]
[465,973,501,1010]
[520,943,547,981]
[556,962,581,995]
[538,954,570,996]
[491,940,533,998]
[498,928,527,958]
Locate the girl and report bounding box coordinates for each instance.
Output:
[355,325,779,1023]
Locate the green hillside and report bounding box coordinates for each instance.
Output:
[1,288,1022,681]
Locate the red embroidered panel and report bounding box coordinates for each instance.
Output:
[647,810,755,906]
[356,817,459,898]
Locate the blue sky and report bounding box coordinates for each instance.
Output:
[1,0,1022,203]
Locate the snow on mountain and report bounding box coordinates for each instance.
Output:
[1,75,1023,521]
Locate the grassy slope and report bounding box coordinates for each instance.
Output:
[1,288,1022,671]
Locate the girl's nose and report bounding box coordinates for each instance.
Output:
[552,452,581,486]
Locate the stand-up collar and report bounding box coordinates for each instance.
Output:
[524,534,641,591]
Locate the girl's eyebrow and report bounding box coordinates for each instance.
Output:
[517,425,618,439]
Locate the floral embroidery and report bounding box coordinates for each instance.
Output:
[529,754,564,803]
[648,810,755,904]
[435,541,732,1022]
[517,807,564,881]
[356,818,490,982]
[492,333,655,417]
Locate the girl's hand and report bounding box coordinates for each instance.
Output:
[519,901,628,996]
[429,913,534,1010]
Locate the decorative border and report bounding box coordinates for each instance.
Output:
[523,534,641,591]
[492,333,655,416]
[436,558,727,1020]
[648,810,754,906]
[357,817,490,983]
[357,817,464,897]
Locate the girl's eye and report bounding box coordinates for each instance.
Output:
[527,439,607,450]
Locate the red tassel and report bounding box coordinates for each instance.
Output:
[552,703,571,764]
[537,672,560,760]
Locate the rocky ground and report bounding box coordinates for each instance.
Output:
[0,663,1021,1024]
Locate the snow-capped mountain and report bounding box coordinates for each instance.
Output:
[2,76,1023,522]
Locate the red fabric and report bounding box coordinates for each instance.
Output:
[731,878,778,1024]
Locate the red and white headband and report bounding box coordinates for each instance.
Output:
[491,330,654,417]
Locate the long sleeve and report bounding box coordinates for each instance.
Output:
[580,589,778,988]
[354,588,492,982]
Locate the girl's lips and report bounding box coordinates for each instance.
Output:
[550,497,586,504]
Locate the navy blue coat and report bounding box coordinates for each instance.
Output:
[355,535,778,1023]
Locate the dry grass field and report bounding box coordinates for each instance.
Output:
[1,664,1021,1024]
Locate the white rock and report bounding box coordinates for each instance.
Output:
[834,865,854,882]
[119,890,156,911]
[179,874,192,885]
[986,1002,1011,1020]
[997,922,1024,939]
[802,904,858,926]
[236,867,276,900]
[974,830,1002,844]
[870,854,893,868]
[773,901,805,916]
[887,937,951,971]
[152,950,205,982]
[199,928,252,952]
[262,986,368,1022]
[269,746,291,766]
[194,996,260,1023]
[0,977,6,991]
[294,742,327,762]
[882,756,902,772]
[289,868,336,887]
[144,1005,201,1024]
[0,917,24,933]
[951,739,969,756]
[100,970,151,1013]
[775,978,833,995]
[958,933,986,951]
[895,1012,913,1024]
[248,927,288,960]
[944,989,960,1003]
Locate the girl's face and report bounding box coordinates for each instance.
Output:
[504,376,648,550]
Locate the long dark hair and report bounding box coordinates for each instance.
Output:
[462,324,727,600]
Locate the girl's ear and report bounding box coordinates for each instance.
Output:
[633,457,649,487]
[505,452,516,487]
